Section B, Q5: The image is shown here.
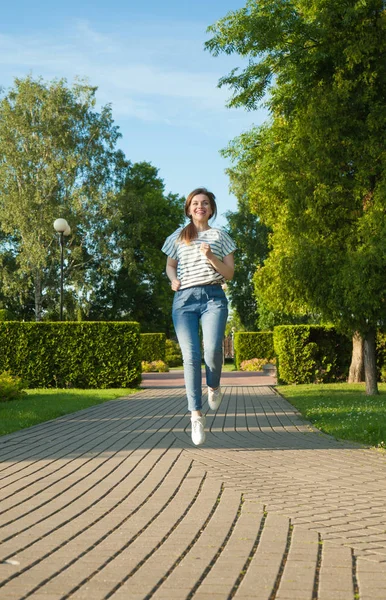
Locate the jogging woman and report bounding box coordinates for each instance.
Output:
[162,187,236,445]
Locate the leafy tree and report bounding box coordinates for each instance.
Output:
[224,198,269,330]
[0,75,125,321]
[207,0,386,394]
[88,162,185,334]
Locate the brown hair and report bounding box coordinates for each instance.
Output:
[178,187,217,244]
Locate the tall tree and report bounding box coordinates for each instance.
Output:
[207,0,386,394]
[0,75,125,320]
[224,199,269,331]
[88,162,185,334]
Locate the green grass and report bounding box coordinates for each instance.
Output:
[278,383,386,448]
[0,388,142,437]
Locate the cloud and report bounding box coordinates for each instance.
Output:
[0,19,249,128]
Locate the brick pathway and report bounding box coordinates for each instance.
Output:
[0,385,386,599]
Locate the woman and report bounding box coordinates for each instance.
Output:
[162,187,236,445]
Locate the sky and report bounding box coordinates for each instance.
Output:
[1,0,267,228]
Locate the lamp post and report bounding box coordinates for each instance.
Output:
[53,218,71,321]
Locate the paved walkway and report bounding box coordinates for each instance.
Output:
[140,369,277,388]
[0,384,386,600]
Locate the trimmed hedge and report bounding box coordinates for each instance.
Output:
[0,322,141,388]
[140,333,166,362]
[273,325,351,384]
[234,332,275,370]
[165,339,183,367]
[376,331,386,381]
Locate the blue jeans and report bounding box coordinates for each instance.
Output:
[172,285,228,411]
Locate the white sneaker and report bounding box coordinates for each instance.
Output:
[208,386,223,411]
[191,415,206,446]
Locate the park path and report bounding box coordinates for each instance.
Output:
[0,381,386,599]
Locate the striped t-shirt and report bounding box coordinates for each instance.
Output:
[161,227,236,290]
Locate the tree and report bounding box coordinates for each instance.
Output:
[207,0,386,394]
[224,196,269,331]
[0,75,125,320]
[88,162,185,334]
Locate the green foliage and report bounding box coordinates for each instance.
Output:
[0,371,26,402]
[240,358,269,372]
[140,333,166,362]
[274,325,351,384]
[0,322,141,388]
[376,331,386,380]
[141,360,169,373]
[89,162,185,334]
[165,339,183,367]
[234,332,275,369]
[0,309,16,321]
[224,201,269,330]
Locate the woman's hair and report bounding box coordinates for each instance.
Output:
[178,187,217,244]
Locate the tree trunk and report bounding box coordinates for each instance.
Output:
[34,271,43,322]
[364,328,379,395]
[348,332,365,382]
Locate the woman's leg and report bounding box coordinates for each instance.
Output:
[201,287,228,390]
[172,294,202,412]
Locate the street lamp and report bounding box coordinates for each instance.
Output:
[53,218,71,321]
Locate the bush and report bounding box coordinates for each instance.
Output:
[165,339,183,367]
[240,358,268,372]
[0,371,26,402]
[234,332,275,369]
[140,333,166,362]
[0,322,141,388]
[376,331,386,381]
[273,325,351,384]
[240,357,277,372]
[141,360,169,373]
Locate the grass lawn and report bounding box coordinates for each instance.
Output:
[0,387,142,437]
[278,383,386,448]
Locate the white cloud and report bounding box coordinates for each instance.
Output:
[0,20,247,127]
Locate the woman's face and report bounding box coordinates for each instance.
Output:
[187,193,212,223]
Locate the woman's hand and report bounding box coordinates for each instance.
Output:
[171,279,181,291]
[200,243,214,259]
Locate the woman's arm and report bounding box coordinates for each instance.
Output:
[200,244,235,280]
[166,257,181,291]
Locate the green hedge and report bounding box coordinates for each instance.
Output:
[376,331,386,381]
[165,339,183,367]
[234,332,275,369]
[273,325,351,384]
[0,322,141,388]
[140,333,166,362]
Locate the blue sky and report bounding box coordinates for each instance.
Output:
[1,1,267,227]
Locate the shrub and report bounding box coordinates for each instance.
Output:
[376,331,386,381]
[140,333,166,362]
[141,360,169,373]
[165,339,183,367]
[240,358,268,372]
[0,371,26,402]
[234,332,275,369]
[273,325,351,384]
[0,322,141,388]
